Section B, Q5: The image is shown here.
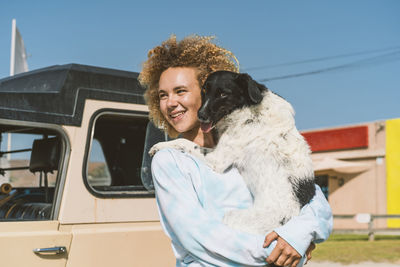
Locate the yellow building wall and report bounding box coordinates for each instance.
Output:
[386,118,400,227]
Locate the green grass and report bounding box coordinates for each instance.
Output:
[312,234,400,264]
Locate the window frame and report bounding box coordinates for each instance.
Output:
[83,109,155,199]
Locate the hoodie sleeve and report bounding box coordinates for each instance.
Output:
[273,185,333,256]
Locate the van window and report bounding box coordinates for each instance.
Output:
[87,139,112,186]
[84,111,166,197]
[0,125,64,221]
[315,175,329,200]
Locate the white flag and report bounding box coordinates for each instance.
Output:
[10,19,29,76]
[7,19,29,161]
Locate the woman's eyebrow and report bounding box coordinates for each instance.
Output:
[173,85,188,91]
[158,86,187,94]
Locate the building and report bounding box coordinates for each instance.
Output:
[301,118,400,230]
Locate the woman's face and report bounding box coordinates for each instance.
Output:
[158,67,202,137]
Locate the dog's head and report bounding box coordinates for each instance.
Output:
[198,71,268,133]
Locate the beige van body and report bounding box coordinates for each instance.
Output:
[0,64,175,266]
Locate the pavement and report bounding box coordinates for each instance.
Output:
[306,261,400,267]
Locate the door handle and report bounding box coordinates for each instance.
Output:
[33,246,67,255]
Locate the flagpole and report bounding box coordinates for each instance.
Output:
[10,19,16,76]
[7,19,17,160]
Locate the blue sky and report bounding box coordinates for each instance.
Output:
[0,0,399,131]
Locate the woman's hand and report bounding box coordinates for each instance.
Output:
[305,242,316,264]
[264,231,314,267]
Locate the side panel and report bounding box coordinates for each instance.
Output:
[386,118,400,227]
[59,100,159,224]
[59,100,175,265]
[0,221,71,267]
[64,222,175,267]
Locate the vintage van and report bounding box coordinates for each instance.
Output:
[0,64,175,266]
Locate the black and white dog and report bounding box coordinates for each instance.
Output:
[150,71,315,234]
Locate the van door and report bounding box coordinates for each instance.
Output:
[58,108,175,267]
[0,123,71,267]
[0,221,71,267]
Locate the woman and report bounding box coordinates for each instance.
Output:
[139,35,332,267]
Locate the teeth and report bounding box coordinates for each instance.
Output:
[170,111,184,118]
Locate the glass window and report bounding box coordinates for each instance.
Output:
[315,175,329,200]
[87,139,111,186]
[85,112,167,197]
[0,125,64,221]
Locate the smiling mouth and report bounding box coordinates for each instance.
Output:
[170,111,185,120]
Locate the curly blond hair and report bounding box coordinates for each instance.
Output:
[139,35,239,138]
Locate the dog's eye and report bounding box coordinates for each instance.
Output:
[220,92,227,98]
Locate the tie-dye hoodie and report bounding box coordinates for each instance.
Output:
[152,148,333,267]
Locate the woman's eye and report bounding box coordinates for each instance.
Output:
[177,89,186,94]
[159,93,167,99]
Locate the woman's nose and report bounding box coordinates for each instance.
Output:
[166,94,178,107]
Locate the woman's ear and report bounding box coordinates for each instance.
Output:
[235,73,263,104]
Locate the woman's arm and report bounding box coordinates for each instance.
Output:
[270,185,333,256]
[152,148,272,266]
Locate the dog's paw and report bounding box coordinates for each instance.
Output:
[210,160,233,173]
[213,163,229,173]
[149,142,166,156]
[149,139,198,156]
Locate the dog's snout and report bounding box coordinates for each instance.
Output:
[198,108,209,122]
[198,98,211,122]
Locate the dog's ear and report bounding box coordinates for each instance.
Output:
[235,73,263,104]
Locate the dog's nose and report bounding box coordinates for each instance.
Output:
[198,109,209,122]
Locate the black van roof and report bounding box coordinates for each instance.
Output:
[0,64,146,126]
